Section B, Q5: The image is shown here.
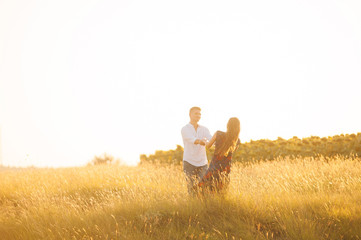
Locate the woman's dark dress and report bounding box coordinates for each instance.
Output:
[198,131,240,193]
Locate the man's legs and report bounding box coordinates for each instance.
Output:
[183,161,207,196]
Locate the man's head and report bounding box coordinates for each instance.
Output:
[189,106,201,123]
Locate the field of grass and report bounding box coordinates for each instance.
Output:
[1,157,361,239]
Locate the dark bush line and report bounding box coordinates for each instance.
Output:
[140,133,361,164]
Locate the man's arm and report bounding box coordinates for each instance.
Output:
[205,128,212,141]
[181,127,201,145]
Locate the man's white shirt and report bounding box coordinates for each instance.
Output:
[181,123,212,166]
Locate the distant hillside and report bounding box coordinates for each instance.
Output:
[140,133,361,164]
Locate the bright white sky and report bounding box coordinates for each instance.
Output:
[1,0,361,167]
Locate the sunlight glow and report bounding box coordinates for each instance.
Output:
[0,0,361,167]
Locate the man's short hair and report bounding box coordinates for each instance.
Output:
[189,106,201,115]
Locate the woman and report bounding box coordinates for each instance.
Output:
[197,117,241,194]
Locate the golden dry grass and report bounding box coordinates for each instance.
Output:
[1,157,361,239]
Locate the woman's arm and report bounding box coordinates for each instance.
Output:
[206,132,217,148]
[234,138,241,151]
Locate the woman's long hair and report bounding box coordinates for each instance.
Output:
[215,117,241,157]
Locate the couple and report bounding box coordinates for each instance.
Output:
[181,106,241,196]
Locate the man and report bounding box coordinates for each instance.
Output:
[181,106,212,196]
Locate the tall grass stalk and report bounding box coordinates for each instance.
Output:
[1,157,361,239]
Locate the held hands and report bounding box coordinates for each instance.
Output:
[199,139,206,146]
[195,138,208,146]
